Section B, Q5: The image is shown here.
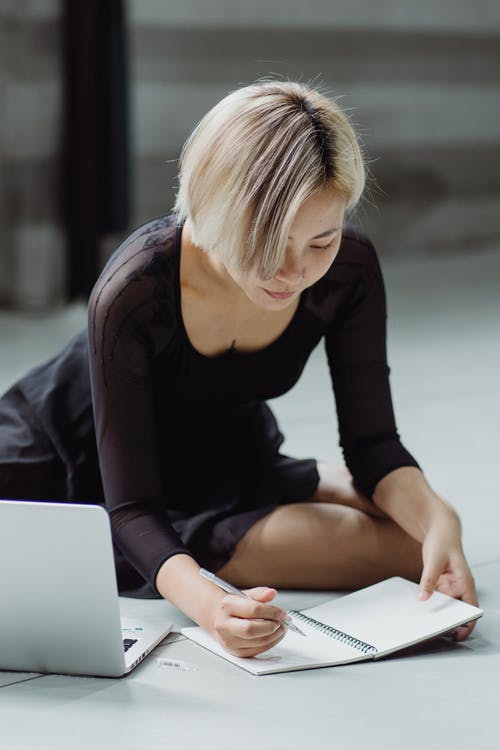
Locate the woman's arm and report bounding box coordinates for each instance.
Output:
[88,227,286,656]
[87,230,190,584]
[323,233,478,638]
[373,466,479,639]
[324,232,421,500]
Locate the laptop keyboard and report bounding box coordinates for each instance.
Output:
[123,638,138,652]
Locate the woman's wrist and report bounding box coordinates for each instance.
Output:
[373,466,461,544]
[155,553,225,632]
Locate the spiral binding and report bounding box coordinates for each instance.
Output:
[289,610,377,655]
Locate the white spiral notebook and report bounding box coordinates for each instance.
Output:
[181,577,483,675]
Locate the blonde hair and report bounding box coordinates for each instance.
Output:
[174,80,365,279]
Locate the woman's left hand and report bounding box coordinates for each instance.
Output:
[419,512,479,640]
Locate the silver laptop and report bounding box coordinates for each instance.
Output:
[0,500,172,677]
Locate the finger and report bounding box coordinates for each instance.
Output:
[418,559,446,601]
[418,578,438,601]
[221,595,288,624]
[227,626,286,658]
[233,616,285,641]
[453,573,479,640]
[243,586,278,602]
[436,565,479,609]
[459,573,480,609]
[454,621,476,641]
[231,615,283,640]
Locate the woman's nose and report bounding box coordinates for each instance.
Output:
[274,251,304,285]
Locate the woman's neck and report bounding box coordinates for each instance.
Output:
[181,220,248,303]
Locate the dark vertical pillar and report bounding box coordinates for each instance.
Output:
[62,0,129,300]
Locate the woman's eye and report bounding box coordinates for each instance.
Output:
[310,240,334,251]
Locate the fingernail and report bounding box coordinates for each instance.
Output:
[282,612,292,622]
[418,589,431,601]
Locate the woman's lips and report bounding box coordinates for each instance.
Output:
[263,289,296,300]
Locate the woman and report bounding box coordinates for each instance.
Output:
[0,80,478,658]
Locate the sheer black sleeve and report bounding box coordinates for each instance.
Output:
[87,219,193,591]
[322,230,420,497]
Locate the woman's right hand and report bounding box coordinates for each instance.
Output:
[210,587,288,657]
[155,555,287,657]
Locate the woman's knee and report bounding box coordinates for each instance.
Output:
[311,462,385,518]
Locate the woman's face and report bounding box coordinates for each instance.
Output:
[227,186,347,310]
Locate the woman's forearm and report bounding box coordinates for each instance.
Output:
[155,553,224,630]
[373,466,462,544]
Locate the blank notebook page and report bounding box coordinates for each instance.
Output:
[301,577,478,655]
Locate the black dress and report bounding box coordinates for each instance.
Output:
[0,214,419,596]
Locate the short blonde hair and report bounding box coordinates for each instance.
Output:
[174,80,365,279]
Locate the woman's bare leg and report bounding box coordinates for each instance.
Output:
[308,462,387,517]
[217,463,422,589]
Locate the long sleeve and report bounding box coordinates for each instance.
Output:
[324,232,420,497]
[87,221,193,590]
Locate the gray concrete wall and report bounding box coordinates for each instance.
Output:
[1,0,499,307]
[129,0,500,258]
[0,0,65,307]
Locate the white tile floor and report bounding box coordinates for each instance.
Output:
[1,245,499,749]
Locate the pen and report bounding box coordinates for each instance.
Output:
[199,568,307,637]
